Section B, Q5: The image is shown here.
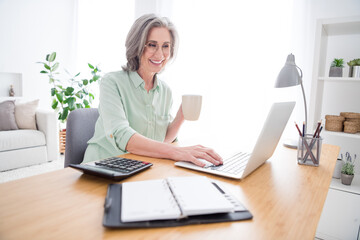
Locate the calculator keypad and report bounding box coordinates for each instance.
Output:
[95,157,151,174]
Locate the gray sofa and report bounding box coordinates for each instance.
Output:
[0,109,58,171]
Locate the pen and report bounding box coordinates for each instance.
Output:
[295,122,302,136]
[302,121,305,137]
[296,121,316,164]
[303,123,323,164]
[317,126,323,138]
[313,121,322,138]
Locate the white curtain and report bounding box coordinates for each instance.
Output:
[77,0,296,151]
[160,0,295,151]
[76,0,135,107]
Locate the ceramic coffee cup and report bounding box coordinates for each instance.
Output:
[182,95,202,121]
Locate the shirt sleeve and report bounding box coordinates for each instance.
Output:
[99,73,136,152]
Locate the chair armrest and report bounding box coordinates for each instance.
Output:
[36,109,58,161]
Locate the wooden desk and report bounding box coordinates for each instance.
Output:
[0,144,339,240]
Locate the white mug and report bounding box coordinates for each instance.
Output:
[182,95,202,121]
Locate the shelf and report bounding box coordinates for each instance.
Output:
[322,17,360,36]
[323,130,360,139]
[330,175,360,195]
[319,77,360,82]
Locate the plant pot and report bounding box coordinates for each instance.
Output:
[59,129,66,154]
[329,66,343,77]
[350,66,360,78]
[341,173,354,185]
[333,159,343,179]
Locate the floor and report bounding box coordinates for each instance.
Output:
[0,154,65,183]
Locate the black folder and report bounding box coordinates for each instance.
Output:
[103,183,253,228]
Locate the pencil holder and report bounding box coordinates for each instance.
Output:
[297,134,322,167]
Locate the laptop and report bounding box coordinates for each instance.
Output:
[175,101,295,179]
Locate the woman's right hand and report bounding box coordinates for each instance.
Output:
[170,145,223,167]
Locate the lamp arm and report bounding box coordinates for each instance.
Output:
[296,65,307,134]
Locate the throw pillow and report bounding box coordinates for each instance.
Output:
[0,100,19,131]
[15,99,40,130]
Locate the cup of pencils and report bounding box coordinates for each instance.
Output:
[296,121,323,166]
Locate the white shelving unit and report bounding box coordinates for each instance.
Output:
[0,72,22,98]
[309,16,360,240]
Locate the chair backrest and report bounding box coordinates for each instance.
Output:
[64,108,99,167]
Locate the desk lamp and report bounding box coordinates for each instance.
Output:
[275,53,307,149]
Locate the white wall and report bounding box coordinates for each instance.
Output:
[1,0,359,132]
[0,0,78,109]
[135,0,172,19]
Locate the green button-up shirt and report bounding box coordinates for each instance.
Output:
[83,71,173,162]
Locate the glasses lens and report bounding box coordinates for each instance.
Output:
[162,43,171,55]
[146,42,171,55]
[146,42,157,53]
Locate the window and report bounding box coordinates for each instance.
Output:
[161,0,294,147]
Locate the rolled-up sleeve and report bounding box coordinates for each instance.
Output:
[99,74,136,152]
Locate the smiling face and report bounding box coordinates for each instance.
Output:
[138,27,172,79]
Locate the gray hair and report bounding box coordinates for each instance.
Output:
[122,14,179,72]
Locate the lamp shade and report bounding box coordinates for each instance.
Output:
[275,54,301,88]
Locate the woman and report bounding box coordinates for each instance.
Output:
[84,14,222,167]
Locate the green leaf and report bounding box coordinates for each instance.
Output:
[82,79,88,86]
[92,75,100,82]
[51,88,56,96]
[46,54,50,61]
[60,108,69,121]
[89,93,94,100]
[83,99,89,106]
[56,92,63,103]
[49,78,55,84]
[67,97,76,110]
[51,99,58,109]
[75,92,84,99]
[44,64,51,70]
[65,87,74,96]
[88,63,94,69]
[78,83,83,87]
[75,72,81,77]
[40,70,48,74]
[52,62,59,72]
[48,52,56,62]
[76,103,83,109]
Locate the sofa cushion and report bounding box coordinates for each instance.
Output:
[15,99,39,130]
[0,130,46,152]
[0,100,19,131]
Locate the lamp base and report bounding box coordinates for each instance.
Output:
[282,138,298,149]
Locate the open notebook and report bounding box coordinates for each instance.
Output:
[120,176,246,222]
[103,176,252,228]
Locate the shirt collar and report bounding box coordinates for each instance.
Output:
[130,71,160,92]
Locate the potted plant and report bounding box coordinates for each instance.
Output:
[340,152,356,185]
[347,58,360,77]
[38,52,101,153]
[329,58,344,77]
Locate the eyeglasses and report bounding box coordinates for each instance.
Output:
[144,41,171,55]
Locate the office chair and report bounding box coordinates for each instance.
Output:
[64,108,99,167]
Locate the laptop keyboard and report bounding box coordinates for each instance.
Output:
[207,152,251,175]
[94,157,152,174]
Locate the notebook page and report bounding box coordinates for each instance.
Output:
[166,176,234,216]
[121,179,181,222]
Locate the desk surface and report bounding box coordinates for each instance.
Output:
[0,144,339,240]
